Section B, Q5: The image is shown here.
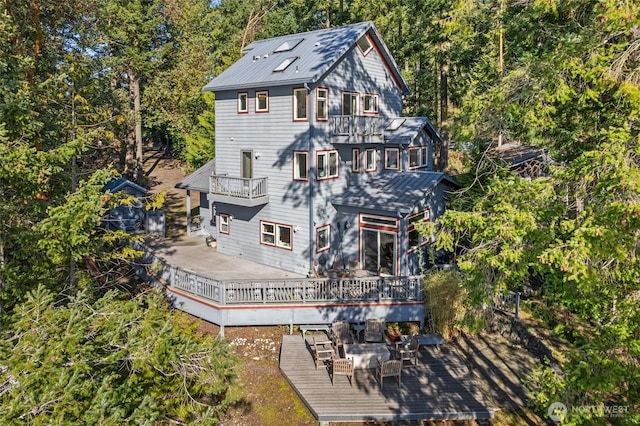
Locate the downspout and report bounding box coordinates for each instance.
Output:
[305,82,315,275]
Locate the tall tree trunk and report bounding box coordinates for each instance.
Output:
[133,74,143,178]
[125,72,137,177]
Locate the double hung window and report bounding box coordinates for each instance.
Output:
[365,149,376,172]
[293,151,308,181]
[256,90,269,112]
[293,88,308,121]
[316,88,328,121]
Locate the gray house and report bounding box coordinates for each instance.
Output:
[183,21,455,277]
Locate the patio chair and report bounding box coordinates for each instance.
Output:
[363,318,385,343]
[376,359,402,389]
[313,336,334,370]
[331,321,354,353]
[396,335,419,366]
[331,357,354,386]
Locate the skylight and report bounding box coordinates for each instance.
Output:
[386,118,406,131]
[274,38,304,53]
[273,56,298,72]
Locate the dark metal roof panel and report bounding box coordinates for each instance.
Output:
[331,172,448,214]
[203,22,409,94]
[175,158,216,193]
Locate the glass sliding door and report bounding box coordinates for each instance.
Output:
[361,229,396,275]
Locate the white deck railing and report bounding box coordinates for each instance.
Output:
[138,245,423,306]
[331,115,386,137]
[210,176,268,200]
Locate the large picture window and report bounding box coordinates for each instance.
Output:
[316,88,328,121]
[293,151,308,181]
[316,225,330,253]
[261,221,292,250]
[317,150,338,180]
[256,90,269,112]
[293,88,308,121]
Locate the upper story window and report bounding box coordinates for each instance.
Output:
[363,94,378,113]
[356,34,373,56]
[293,88,308,121]
[317,150,338,180]
[316,88,328,121]
[385,148,399,170]
[409,146,427,169]
[365,148,376,172]
[342,92,359,116]
[352,148,360,173]
[407,210,431,252]
[293,151,308,181]
[237,92,248,113]
[256,90,269,113]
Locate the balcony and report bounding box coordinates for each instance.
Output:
[209,175,269,207]
[330,115,386,143]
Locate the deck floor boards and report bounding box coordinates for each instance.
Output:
[279,334,495,423]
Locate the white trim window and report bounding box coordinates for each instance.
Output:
[316,225,330,253]
[316,88,328,121]
[261,221,292,250]
[385,147,399,170]
[407,210,431,251]
[363,94,378,113]
[293,88,308,121]
[352,148,360,173]
[365,148,376,172]
[342,91,358,116]
[356,34,373,55]
[220,214,230,234]
[237,92,248,113]
[256,90,269,112]
[408,146,427,169]
[293,151,309,181]
[317,150,339,179]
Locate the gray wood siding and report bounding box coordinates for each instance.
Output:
[214,87,314,275]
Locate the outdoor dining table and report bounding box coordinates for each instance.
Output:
[343,343,391,369]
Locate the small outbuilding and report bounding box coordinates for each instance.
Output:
[103,178,148,232]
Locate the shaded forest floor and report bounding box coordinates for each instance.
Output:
[144,148,551,426]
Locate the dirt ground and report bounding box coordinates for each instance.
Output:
[143,149,548,426]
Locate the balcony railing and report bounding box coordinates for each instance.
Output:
[331,115,386,138]
[210,175,268,206]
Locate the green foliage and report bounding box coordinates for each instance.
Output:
[422,270,467,339]
[0,286,237,424]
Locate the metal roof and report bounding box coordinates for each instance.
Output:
[331,172,455,215]
[103,177,147,194]
[175,158,216,193]
[384,117,442,145]
[203,22,410,94]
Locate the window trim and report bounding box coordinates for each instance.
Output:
[292,87,308,121]
[384,147,400,170]
[356,34,373,56]
[293,150,309,181]
[255,90,269,113]
[316,87,329,122]
[408,146,426,170]
[219,214,230,234]
[260,220,293,251]
[316,150,339,180]
[362,93,379,114]
[341,91,359,116]
[407,209,431,253]
[351,148,360,173]
[359,213,398,230]
[237,92,248,114]
[365,148,376,172]
[316,225,331,253]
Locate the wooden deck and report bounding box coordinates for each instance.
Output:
[279,335,495,424]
